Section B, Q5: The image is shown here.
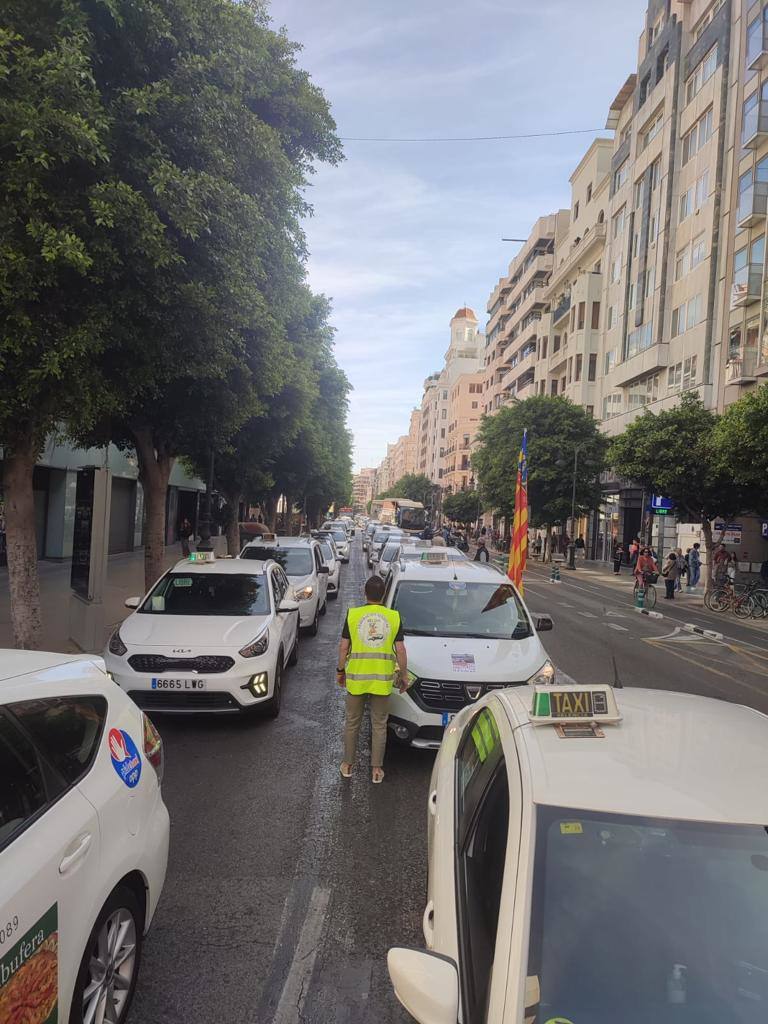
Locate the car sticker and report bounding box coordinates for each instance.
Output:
[108,728,142,788]
[173,577,193,587]
[451,653,475,673]
[559,822,583,835]
[0,903,58,1024]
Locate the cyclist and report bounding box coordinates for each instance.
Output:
[634,546,657,588]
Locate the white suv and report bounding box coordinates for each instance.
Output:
[104,554,300,716]
[0,652,169,1024]
[383,551,554,748]
[240,536,329,634]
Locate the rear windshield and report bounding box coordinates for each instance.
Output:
[392,580,531,639]
[140,572,270,615]
[330,529,347,543]
[374,530,401,544]
[319,541,334,561]
[380,543,400,563]
[241,546,314,576]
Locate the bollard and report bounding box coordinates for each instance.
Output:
[549,563,561,584]
[634,586,645,609]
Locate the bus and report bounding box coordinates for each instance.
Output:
[370,498,426,535]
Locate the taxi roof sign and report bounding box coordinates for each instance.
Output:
[188,551,216,563]
[420,550,449,564]
[530,684,621,726]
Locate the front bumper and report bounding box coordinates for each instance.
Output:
[107,661,275,714]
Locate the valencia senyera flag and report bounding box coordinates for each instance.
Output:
[507,430,528,593]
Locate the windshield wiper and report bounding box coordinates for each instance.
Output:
[402,627,438,636]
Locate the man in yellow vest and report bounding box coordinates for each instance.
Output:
[336,575,408,783]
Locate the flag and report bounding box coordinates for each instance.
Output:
[507,430,528,593]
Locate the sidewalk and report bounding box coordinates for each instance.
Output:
[0,548,179,654]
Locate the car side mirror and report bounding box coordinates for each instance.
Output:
[124,597,141,610]
[318,564,330,574]
[535,615,554,632]
[387,948,458,1024]
[278,598,300,613]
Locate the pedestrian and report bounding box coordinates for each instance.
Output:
[534,535,542,559]
[336,575,408,784]
[688,543,701,589]
[675,547,686,592]
[661,551,680,599]
[179,517,193,558]
[575,534,586,561]
[613,542,625,575]
[474,537,489,562]
[726,551,738,584]
[713,543,729,585]
[420,524,434,540]
[629,539,639,569]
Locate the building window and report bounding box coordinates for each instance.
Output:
[575,354,583,381]
[695,169,710,208]
[588,353,597,381]
[641,107,664,150]
[675,246,690,281]
[586,183,593,203]
[742,84,768,146]
[683,355,698,389]
[613,159,629,192]
[686,293,703,329]
[645,267,655,298]
[607,306,615,329]
[577,302,586,330]
[747,8,768,67]
[679,187,692,222]
[691,233,707,268]
[604,348,617,374]
[591,302,600,329]
[650,157,661,191]
[610,257,621,283]
[602,393,623,420]
[638,72,651,107]
[612,206,626,239]
[574,200,580,221]
[471,401,477,409]
[634,178,644,208]
[586,404,594,417]
[686,47,717,105]
[441,408,447,420]
[671,302,685,336]
[628,280,636,311]
[682,107,713,164]
[553,335,561,353]
[567,357,573,383]
[541,337,548,358]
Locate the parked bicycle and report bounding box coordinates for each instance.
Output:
[704,580,756,618]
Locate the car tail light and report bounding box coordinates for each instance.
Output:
[143,714,164,783]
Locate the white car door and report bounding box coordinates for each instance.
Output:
[0,703,102,1023]
[313,545,328,606]
[271,567,294,664]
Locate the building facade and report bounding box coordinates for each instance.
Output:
[352,468,377,512]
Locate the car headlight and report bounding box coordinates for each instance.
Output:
[295,585,314,600]
[108,629,127,656]
[527,660,555,686]
[239,632,269,658]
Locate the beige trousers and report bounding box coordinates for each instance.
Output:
[343,692,389,768]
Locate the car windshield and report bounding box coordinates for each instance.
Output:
[330,529,346,543]
[392,580,531,638]
[319,541,335,561]
[380,543,400,563]
[374,530,401,545]
[525,806,768,1024]
[140,573,269,616]
[240,546,314,576]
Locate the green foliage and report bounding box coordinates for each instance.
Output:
[472,396,607,526]
[377,473,433,503]
[713,384,768,507]
[607,393,760,522]
[442,490,481,525]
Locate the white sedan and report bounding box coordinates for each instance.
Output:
[104,553,300,716]
[389,683,768,1023]
[316,535,342,598]
[0,651,169,1024]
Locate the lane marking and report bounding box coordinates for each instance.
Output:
[606,623,629,631]
[578,611,598,618]
[272,886,331,1024]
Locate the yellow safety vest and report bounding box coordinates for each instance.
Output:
[345,603,401,696]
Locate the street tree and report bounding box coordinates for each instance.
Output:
[442,490,482,527]
[472,396,607,551]
[377,473,434,504]
[713,383,768,507]
[608,393,761,589]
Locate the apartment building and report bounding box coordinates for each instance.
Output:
[540,139,614,413]
[483,213,568,414]
[443,370,485,495]
[352,468,376,512]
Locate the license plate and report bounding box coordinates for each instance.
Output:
[151,678,207,690]
[442,712,455,727]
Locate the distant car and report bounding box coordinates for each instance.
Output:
[399,542,467,563]
[368,527,403,569]
[320,525,350,562]
[104,553,300,716]
[389,684,768,1024]
[0,651,169,1024]
[316,535,342,599]
[363,521,381,552]
[376,538,403,580]
[240,536,329,634]
[383,550,553,748]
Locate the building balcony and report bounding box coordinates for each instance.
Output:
[610,342,669,389]
[742,102,768,149]
[731,265,763,308]
[748,22,768,71]
[547,222,607,293]
[520,252,554,290]
[737,182,768,229]
[726,348,758,384]
[551,294,571,325]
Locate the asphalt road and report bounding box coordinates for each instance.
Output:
[132,540,425,1024]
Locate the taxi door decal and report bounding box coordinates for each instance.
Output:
[0,902,58,1023]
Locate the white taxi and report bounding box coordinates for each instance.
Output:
[0,651,169,1024]
[315,534,342,599]
[240,536,329,634]
[384,552,554,748]
[389,683,768,1024]
[104,552,300,716]
[320,524,350,562]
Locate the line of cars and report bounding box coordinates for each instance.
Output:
[0,520,358,1024]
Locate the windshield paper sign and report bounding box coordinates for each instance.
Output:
[0,903,58,1024]
[452,654,476,673]
[108,728,142,788]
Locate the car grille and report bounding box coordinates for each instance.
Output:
[128,690,241,712]
[410,679,520,713]
[127,654,235,674]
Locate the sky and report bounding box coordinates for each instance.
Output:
[267,0,648,472]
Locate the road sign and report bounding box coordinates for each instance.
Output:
[650,495,675,511]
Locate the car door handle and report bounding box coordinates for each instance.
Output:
[422,900,435,946]
[428,790,438,816]
[59,833,92,874]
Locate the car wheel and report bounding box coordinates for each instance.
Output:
[320,598,327,616]
[263,659,283,717]
[69,883,144,1024]
[308,604,319,636]
[288,631,299,666]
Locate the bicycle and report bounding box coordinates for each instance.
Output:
[704,580,756,618]
[633,573,657,610]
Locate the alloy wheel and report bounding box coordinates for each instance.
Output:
[82,908,137,1024]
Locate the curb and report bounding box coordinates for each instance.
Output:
[682,623,723,641]
[634,607,664,619]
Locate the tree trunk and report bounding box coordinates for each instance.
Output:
[225,491,241,557]
[4,439,42,649]
[133,427,174,592]
[264,494,277,532]
[283,493,294,535]
[701,519,714,595]
[543,524,553,563]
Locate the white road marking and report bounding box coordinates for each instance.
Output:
[578,611,598,618]
[606,623,629,631]
[272,886,331,1024]
[605,611,626,618]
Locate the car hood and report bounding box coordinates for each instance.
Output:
[404,634,545,683]
[119,613,270,648]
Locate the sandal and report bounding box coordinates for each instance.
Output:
[372,768,385,784]
[340,762,353,779]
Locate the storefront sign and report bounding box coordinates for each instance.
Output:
[714,522,743,545]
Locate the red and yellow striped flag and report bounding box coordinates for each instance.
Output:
[507,430,528,593]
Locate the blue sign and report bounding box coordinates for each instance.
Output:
[762,521,768,540]
[108,728,142,788]
[651,495,675,511]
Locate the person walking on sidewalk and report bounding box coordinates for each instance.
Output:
[662,552,681,599]
[336,575,408,784]
[474,537,490,562]
[686,543,701,589]
[613,542,625,575]
[674,547,686,592]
